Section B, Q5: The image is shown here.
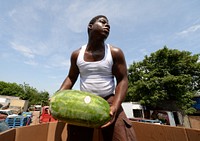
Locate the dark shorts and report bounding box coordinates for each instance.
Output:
[67,95,137,141]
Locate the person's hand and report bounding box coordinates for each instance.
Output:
[101,105,117,128]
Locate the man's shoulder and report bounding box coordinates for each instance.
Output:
[71,47,81,59]
[109,44,123,55]
[73,44,86,53]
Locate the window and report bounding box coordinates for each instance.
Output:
[133,109,143,118]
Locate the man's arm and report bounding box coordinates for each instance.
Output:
[59,49,80,90]
[111,46,128,112]
[102,46,128,127]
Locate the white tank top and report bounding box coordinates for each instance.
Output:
[77,44,115,97]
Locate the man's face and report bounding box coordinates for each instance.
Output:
[89,17,110,39]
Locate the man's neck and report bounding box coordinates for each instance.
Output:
[87,39,105,52]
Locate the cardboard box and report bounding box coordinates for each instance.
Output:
[1,121,200,141]
[132,122,200,141]
[0,121,67,141]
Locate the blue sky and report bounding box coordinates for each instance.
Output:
[0,0,200,95]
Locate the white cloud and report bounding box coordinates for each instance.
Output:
[11,42,35,58]
[177,24,200,36]
[62,0,135,33]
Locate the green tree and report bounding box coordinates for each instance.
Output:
[40,91,50,106]
[126,46,200,114]
[0,81,24,97]
[0,81,50,107]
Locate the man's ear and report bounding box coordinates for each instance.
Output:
[88,24,93,30]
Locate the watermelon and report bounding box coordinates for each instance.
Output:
[50,90,111,128]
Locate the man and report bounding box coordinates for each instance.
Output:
[59,15,137,141]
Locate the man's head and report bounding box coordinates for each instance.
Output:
[87,15,108,34]
[88,15,108,25]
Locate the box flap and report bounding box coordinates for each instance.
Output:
[15,123,49,141]
[0,128,16,141]
[47,121,67,141]
[185,128,200,141]
[132,121,188,141]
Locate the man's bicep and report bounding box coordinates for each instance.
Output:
[68,65,79,82]
[60,51,79,90]
[112,50,127,82]
[68,52,80,82]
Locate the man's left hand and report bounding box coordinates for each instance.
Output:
[101,106,117,128]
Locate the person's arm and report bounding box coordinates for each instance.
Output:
[59,49,80,90]
[102,46,128,127]
[112,47,128,111]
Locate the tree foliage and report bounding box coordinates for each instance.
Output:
[0,81,50,106]
[126,46,200,114]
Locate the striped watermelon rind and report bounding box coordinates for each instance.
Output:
[50,90,111,128]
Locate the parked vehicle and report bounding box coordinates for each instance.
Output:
[150,110,178,126]
[34,105,42,111]
[0,97,10,109]
[130,118,162,125]
[122,102,145,119]
[122,102,182,126]
[0,110,18,118]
